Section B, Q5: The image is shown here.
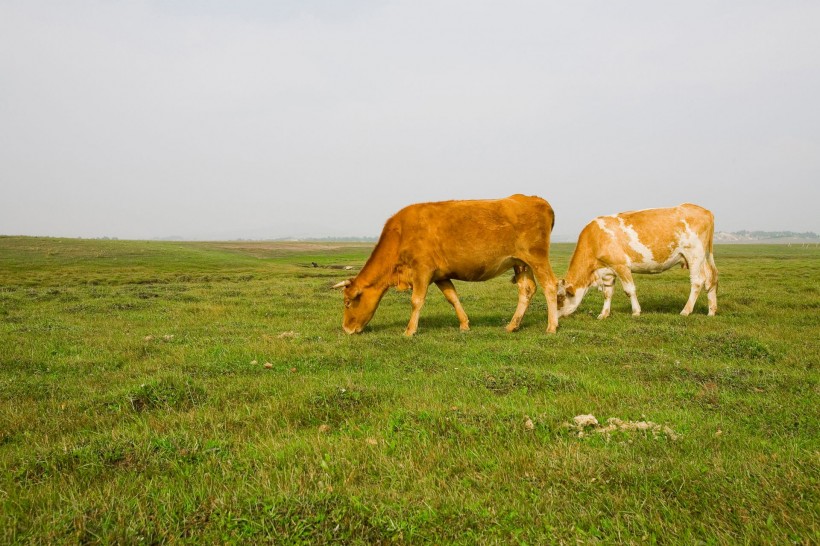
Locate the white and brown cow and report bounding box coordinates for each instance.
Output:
[333,194,559,336]
[557,203,718,319]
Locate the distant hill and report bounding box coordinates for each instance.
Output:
[272,236,379,243]
[715,230,819,244]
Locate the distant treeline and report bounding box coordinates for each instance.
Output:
[730,230,819,240]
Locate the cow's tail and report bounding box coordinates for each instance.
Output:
[705,209,718,292]
[550,205,555,231]
[706,209,715,256]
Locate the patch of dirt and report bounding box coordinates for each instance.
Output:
[204,242,373,257]
[218,243,350,252]
[566,414,680,440]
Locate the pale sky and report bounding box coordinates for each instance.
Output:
[1,1,818,240]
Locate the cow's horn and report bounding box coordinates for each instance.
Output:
[332,280,351,289]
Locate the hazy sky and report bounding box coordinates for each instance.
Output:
[2,1,818,240]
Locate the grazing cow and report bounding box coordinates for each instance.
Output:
[557,203,718,319]
[333,194,559,335]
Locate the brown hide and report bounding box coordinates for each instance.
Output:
[338,194,559,335]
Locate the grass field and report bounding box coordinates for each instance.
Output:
[0,236,817,544]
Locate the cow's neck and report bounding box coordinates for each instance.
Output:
[357,225,401,291]
[565,246,596,291]
[356,260,392,291]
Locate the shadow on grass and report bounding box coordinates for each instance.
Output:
[362,311,548,334]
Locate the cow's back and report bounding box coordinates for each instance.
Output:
[391,195,554,280]
[395,194,552,251]
[581,204,714,271]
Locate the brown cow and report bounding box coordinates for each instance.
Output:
[333,194,559,335]
[557,203,718,319]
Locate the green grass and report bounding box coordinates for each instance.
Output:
[1,236,817,544]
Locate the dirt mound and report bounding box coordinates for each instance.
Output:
[567,414,680,440]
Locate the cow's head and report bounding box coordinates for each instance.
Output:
[332,278,384,334]
[556,279,584,317]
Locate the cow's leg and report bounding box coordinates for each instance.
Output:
[435,279,470,331]
[506,265,536,332]
[612,265,641,316]
[404,281,430,336]
[597,271,616,319]
[681,257,706,316]
[528,260,559,333]
[705,253,718,316]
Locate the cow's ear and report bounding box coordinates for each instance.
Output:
[565,284,576,297]
[343,284,362,299]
